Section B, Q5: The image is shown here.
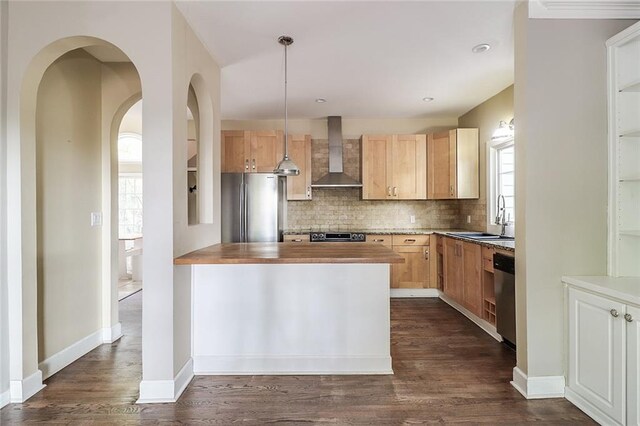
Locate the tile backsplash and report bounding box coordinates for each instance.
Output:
[287,138,487,231]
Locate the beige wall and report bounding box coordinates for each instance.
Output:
[514,5,635,378]
[458,85,514,232]
[222,117,458,140]
[0,0,9,400]
[36,50,103,361]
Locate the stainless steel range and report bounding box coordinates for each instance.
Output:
[310,232,366,242]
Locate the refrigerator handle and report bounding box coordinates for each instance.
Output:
[239,183,245,242]
[242,183,248,242]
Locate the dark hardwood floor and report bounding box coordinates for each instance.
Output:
[1,293,593,424]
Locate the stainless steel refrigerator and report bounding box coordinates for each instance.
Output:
[221,173,287,243]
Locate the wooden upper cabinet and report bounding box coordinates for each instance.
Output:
[361,135,390,199]
[287,134,312,200]
[250,131,284,173]
[390,135,427,200]
[221,130,284,173]
[221,130,250,173]
[462,241,482,317]
[361,134,426,200]
[427,128,479,200]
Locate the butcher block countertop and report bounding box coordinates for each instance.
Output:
[175,242,405,265]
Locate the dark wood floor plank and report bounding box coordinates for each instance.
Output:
[1,295,593,424]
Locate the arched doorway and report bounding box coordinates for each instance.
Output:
[27,40,142,384]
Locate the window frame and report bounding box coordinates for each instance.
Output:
[118,172,143,238]
[487,136,515,236]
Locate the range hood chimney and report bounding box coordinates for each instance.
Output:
[311,116,362,188]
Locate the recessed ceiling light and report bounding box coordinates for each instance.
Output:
[422,97,434,102]
[472,43,491,53]
[315,98,327,103]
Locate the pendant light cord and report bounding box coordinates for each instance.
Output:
[284,41,289,160]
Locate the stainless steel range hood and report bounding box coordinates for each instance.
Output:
[311,116,362,188]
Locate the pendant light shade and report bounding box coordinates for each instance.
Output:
[274,35,300,176]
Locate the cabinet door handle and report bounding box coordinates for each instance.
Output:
[245,159,249,171]
[424,249,429,260]
[252,159,256,170]
[393,187,398,196]
[450,185,454,196]
[387,186,392,197]
[610,309,619,318]
[625,313,633,322]
[405,239,416,243]
[307,186,311,198]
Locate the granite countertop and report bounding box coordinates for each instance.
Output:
[175,242,405,265]
[283,229,515,252]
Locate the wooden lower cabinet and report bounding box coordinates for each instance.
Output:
[368,234,431,289]
[443,237,463,301]
[462,242,482,317]
[391,246,429,289]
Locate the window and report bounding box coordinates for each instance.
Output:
[119,174,143,237]
[118,132,142,163]
[488,137,515,234]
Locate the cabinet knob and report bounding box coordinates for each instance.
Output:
[245,159,249,170]
[625,313,633,322]
[610,309,619,318]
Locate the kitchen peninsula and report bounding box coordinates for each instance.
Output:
[175,242,403,375]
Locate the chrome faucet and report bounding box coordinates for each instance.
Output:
[496,194,508,236]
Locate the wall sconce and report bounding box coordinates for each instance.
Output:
[492,118,514,140]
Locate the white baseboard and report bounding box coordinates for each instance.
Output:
[438,292,503,342]
[102,322,123,343]
[193,355,393,375]
[565,386,615,425]
[10,370,45,403]
[390,288,439,298]
[38,325,123,381]
[1,389,11,408]
[511,367,565,399]
[137,358,194,404]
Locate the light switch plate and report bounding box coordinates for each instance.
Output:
[410,215,416,224]
[91,212,102,227]
[467,215,471,224]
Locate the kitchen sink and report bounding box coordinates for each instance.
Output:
[453,233,514,241]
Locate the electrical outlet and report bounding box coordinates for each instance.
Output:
[410,215,416,224]
[467,215,471,224]
[91,212,102,227]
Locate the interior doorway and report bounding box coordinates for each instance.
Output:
[117,101,143,301]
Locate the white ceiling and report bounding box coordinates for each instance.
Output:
[176,1,516,120]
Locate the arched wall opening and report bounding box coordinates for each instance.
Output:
[18,37,143,383]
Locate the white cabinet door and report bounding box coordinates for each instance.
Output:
[628,304,640,426]
[568,288,626,425]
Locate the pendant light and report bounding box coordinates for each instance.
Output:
[273,35,300,176]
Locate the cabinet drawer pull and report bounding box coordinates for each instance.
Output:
[610,309,619,318]
[292,239,303,242]
[625,313,633,322]
[245,159,249,170]
[373,239,385,243]
[404,239,416,243]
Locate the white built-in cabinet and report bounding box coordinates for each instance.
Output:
[564,280,640,426]
[608,21,640,278]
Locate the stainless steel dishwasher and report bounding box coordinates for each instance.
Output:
[494,253,516,348]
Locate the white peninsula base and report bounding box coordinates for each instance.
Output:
[192,263,392,375]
